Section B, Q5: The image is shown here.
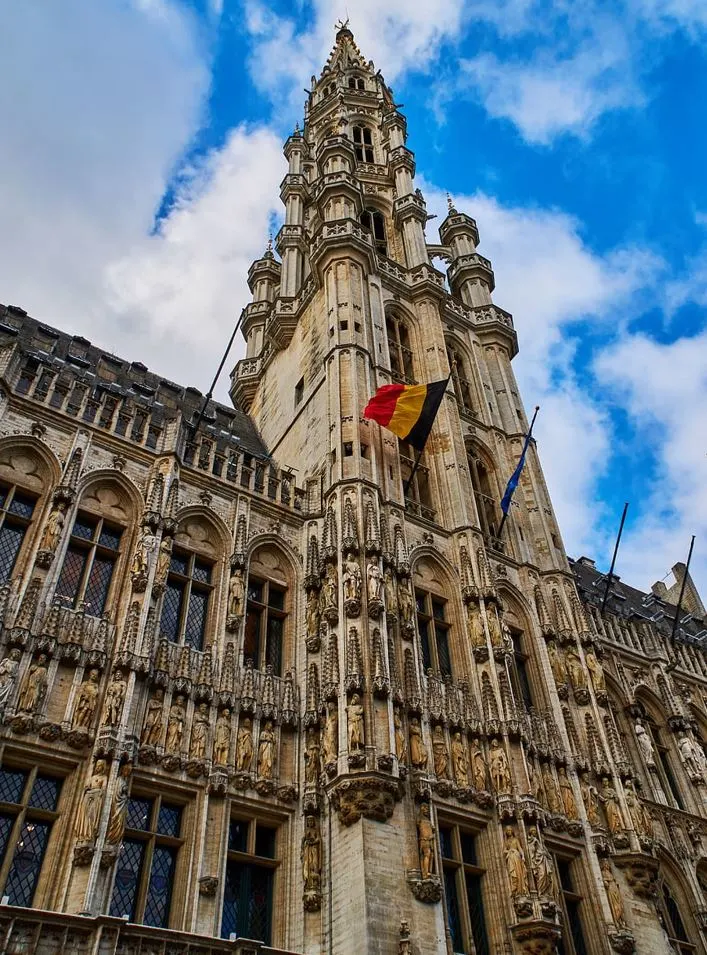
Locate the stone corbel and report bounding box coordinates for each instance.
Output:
[612,851,659,899]
[329,774,403,826]
[510,919,561,955]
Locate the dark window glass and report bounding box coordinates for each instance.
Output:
[244,608,262,665]
[84,555,116,615]
[126,797,153,831]
[444,868,464,951]
[229,819,249,853]
[170,552,188,575]
[245,577,287,675]
[438,826,454,859]
[0,525,26,582]
[255,825,276,859]
[110,838,145,919]
[184,590,208,650]
[0,769,28,805]
[55,514,121,611]
[416,590,452,677]
[419,620,432,672]
[460,832,477,866]
[193,560,211,584]
[29,775,60,811]
[157,803,182,838]
[265,617,283,674]
[436,627,452,677]
[4,819,50,906]
[143,845,177,927]
[248,581,263,603]
[160,582,184,642]
[466,871,490,955]
[8,494,35,519]
[55,546,88,604]
[0,814,14,862]
[99,526,122,550]
[161,551,212,649]
[222,862,273,944]
[72,517,97,541]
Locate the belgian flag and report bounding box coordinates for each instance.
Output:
[363,379,449,451]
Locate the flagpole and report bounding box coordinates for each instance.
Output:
[403,448,424,497]
[497,405,540,539]
[599,502,629,616]
[670,535,696,644]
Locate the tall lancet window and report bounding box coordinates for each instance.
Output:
[386,313,415,384]
[360,208,387,255]
[446,342,474,415]
[466,450,501,548]
[352,125,374,162]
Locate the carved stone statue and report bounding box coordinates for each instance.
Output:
[72,669,100,731]
[565,646,587,690]
[189,702,210,760]
[600,858,627,928]
[257,720,276,778]
[470,738,487,790]
[409,717,427,770]
[384,568,397,616]
[467,605,486,649]
[542,764,561,814]
[236,717,254,772]
[106,762,132,845]
[557,766,578,819]
[305,727,321,786]
[367,560,383,602]
[343,556,362,603]
[432,725,449,779]
[141,688,165,747]
[489,738,511,793]
[322,563,338,612]
[322,703,338,765]
[165,694,186,753]
[394,709,407,765]
[228,570,245,618]
[600,777,624,834]
[417,803,435,879]
[101,670,127,727]
[302,814,322,894]
[155,536,172,587]
[584,647,605,693]
[213,708,231,765]
[451,731,469,787]
[547,640,567,685]
[397,579,414,630]
[487,609,502,648]
[0,648,21,708]
[634,719,655,765]
[678,735,704,777]
[131,529,156,580]
[503,826,529,897]
[624,779,651,837]
[17,653,49,714]
[580,771,600,826]
[75,759,108,842]
[40,501,66,553]
[347,694,365,752]
[527,826,554,897]
[306,589,320,641]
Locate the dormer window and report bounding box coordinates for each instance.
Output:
[360,208,387,256]
[353,126,374,162]
[348,77,365,91]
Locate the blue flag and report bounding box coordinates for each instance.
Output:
[501,408,539,516]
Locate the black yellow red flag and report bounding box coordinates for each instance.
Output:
[363,379,448,451]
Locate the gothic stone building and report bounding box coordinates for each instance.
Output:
[0,24,706,955]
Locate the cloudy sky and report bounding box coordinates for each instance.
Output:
[2,0,706,597]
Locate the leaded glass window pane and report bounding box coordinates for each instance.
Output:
[465,872,490,955]
[143,845,176,927]
[221,860,243,938]
[160,582,183,641]
[5,819,50,907]
[0,525,25,582]
[269,588,284,612]
[244,608,262,665]
[29,775,60,811]
[566,898,589,955]
[265,617,283,676]
[248,580,263,603]
[438,826,454,860]
[193,560,211,584]
[229,819,249,853]
[0,488,8,509]
[126,797,152,831]
[99,526,122,550]
[169,552,188,576]
[110,838,145,919]
[184,590,208,650]
[444,868,464,952]
[0,813,15,864]
[419,620,432,672]
[460,832,477,866]
[8,494,35,519]
[55,546,88,604]
[71,517,96,541]
[83,555,115,614]
[248,864,273,944]
[0,769,28,805]
[437,627,452,677]
[157,803,181,838]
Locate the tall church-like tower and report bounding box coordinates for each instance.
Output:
[1,22,707,955]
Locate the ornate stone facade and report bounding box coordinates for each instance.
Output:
[0,22,705,955]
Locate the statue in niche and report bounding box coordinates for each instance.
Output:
[542,764,561,814]
[451,731,469,787]
[600,859,627,929]
[565,646,587,691]
[343,556,362,604]
[0,648,20,709]
[165,694,186,753]
[106,762,132,845]
[397,578,414,631]
[432,725,449,778]
[189,702,210,760]
[131,528,156,581]
[17,653,49,714]
[394,709,407,764]
[141,688,165,747]
[584,647,605,693]
[212,708,231,765]
[467,605,485,649]
[306,589,320,641]
[40,501,66,553]
[599,777,624,834]
[409,717,427,770]
[557,766,578,819]
[347,694,365,752]
[301,815,322,894]
[527,826,554,897]
[75,759,108,843]
[580,771,600,826]
[322,703,338,765]
[367,560,383,603]
[321,563,338,613]
[305,727,321,786]
[487,609,502,649]
[503,826,529,898]
[72,669,100,731]
[258,720,276,778]
[417,803,436,880]
[383,568,397,616]
[236,717,254,772]
[155,536,172,588]
[624,779,651,837]
[470,738,487,790]
[547,640,567,686]
[489,738,511,793]
[101,670,127,727]
[634,719,655,766]
[228,569,245,619]
[678,734,705,776]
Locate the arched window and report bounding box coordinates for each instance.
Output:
[360,208,387,256]
[415,587,452,676]
[636,704,685,809]
[657,879,696,954]
[400,439,435,522]
[386,313,414,383]
[0,484,37,582]
[509,627,533,712]
[352,125,374,162]
[55,511,123,614]
[244,545,292,675]
[446,342,474,414]
[467,450,501,548]
[160,548,214,650]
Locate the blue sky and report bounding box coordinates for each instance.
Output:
[1,0,706,599]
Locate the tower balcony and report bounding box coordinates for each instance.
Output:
[439,210,480,248]
[448,252,495,293]
[240,300,272,340]
[388,145,416,176]
[247,257,281,294]
[230,354,262,411]
[393,192,428,227]
[311,170,362,209]
[470,303,518,357]
[309,217,377,274]
[275,224,307,255]
[279,172,309,203]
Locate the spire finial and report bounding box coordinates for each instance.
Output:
[335,17,350,33]
[265,233,273,258]
[447,193,457,214]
